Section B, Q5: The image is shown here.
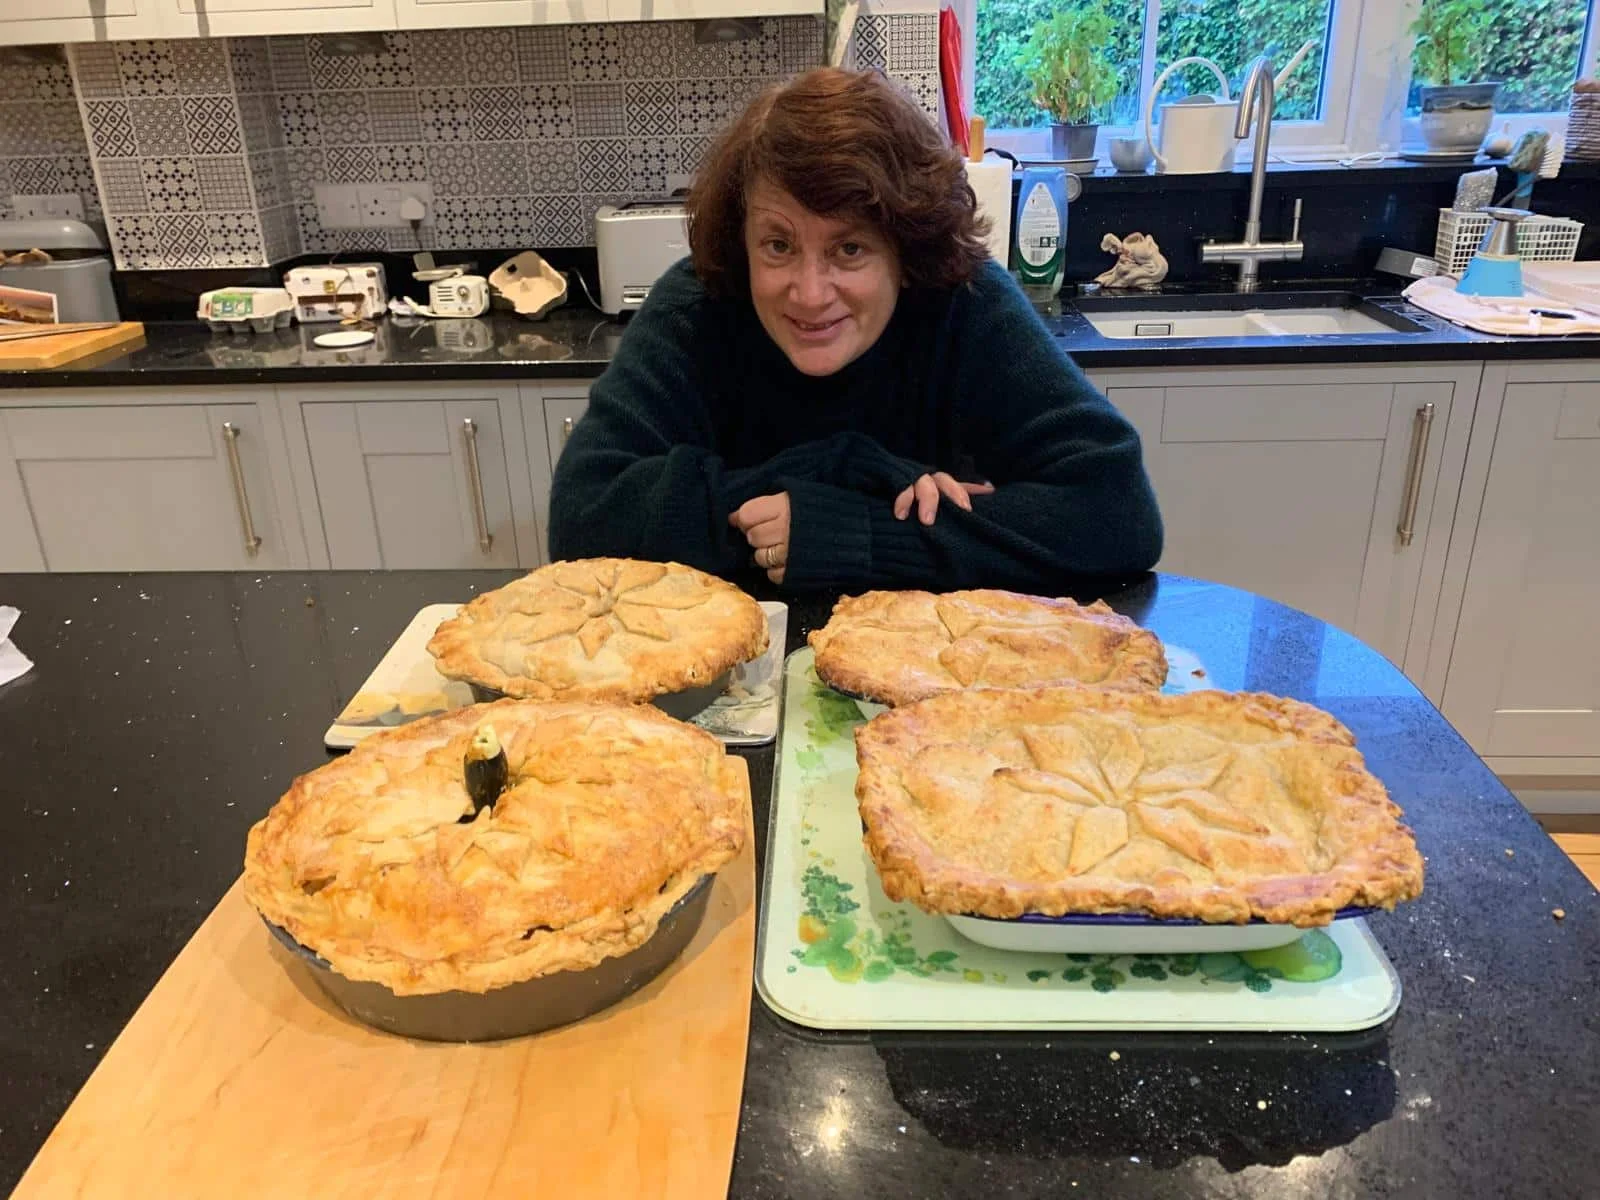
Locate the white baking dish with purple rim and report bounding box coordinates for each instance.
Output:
[946,905,1375,954]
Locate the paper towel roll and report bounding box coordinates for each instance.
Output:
[965,159,1012,266]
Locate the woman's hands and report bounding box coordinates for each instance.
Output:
[893,473,995,524]
[729,475,994,583]
[728,493,791,583]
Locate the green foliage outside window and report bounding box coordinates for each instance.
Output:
[975,0,1594,132]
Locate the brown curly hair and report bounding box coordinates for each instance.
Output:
[686,68,989,298]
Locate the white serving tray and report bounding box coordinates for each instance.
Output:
[324,601,787,749]
[757,649,1401,1033]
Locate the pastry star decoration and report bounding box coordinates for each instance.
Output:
[911,718,1307,880]
[524,560,712,660]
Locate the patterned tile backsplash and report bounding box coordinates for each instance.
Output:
[9,13,936,271]
[0,54,100,225]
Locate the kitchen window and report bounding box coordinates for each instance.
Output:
[959,0,1600,162]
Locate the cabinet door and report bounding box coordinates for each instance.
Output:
[1106,375,1461,672]
[158,0,396,37]
[0,403,292,571]
[302,398,517,569]
[604,0,822,20]
[0,1,159,44]
[1443,379,1600,759]
[394,0,601,29]
[522,387,588,567]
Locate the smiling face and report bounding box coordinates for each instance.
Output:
[743,177,903,377]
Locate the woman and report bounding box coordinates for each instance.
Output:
[549,68,1161,592]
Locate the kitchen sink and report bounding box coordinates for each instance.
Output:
[1074,292,1428,339]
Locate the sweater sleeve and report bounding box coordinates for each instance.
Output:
[781,264,1163,592]
[547,267,914,575]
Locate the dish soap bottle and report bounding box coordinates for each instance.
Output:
[1012,165,1067,297]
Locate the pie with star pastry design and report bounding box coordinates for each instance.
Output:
[854,686,1424,927]
[244,699,748,995]
[809,589,1167,707]
[427,557,768,704]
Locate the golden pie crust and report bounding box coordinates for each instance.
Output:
[809,589,1167,706]
[244,699,748,994]
[427,558,768,704]
[855,686,1423,927]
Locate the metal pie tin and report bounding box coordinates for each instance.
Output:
[264,873,713,1042]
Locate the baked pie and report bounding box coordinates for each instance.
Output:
[428,558,768,704]
[809,589,1167,706]
[854,686,1423,927]
[244,699,748,994]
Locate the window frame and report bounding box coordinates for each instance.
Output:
[958,0,1600,165]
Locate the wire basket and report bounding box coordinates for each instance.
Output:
[1434,209,1584,277]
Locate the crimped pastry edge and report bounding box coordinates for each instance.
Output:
[809,589,1168,707]
[426,557,769,704]
[244,701,749,995]
[854,685,1424,928]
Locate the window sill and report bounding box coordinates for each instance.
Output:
[1061,156,1600,194]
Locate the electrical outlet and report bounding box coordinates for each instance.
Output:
[356,184,401,228]
[314,183,362,229]
[12,193,85,220]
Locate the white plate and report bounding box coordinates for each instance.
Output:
[313,329,376,348]
[946,913,1311,954]
[324,600,788,749]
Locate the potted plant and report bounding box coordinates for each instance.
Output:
[1016,2,1120,162]
[1411,0,1500,152]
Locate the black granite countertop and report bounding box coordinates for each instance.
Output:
[0,570,1594,1196]
[4,283,1598,389]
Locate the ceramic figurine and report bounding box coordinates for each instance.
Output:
[1095,232,1168,289]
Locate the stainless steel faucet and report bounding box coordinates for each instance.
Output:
[1200,54,1305,293]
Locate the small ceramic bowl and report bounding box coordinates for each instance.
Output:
[1109,137,1154,173]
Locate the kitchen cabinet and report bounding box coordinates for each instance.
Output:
[1440,364,1600,768]
[0,1,160,45]
[0,393,301,572]
[156,0,398,38]
[1091,364,1481,690]
[604,0,824,21]
[393,0,602,29]
[522,383,588,567]
[289,386,524,570]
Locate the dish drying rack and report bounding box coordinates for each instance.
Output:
[1434,209,1583,277]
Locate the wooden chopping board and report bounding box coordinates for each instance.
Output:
[15,761,756,1200]
[0,322,144,369]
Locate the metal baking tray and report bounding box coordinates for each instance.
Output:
[947,905,1376,954]
[265,874,712,1042]
[468,671,732,722]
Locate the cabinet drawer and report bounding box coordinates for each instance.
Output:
[1152,385,1395,443]
[0,403,289,572]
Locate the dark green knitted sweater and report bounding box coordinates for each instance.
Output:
[548,258,1162,592]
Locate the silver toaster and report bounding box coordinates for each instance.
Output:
[594,201,689,315]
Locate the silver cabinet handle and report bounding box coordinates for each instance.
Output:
[561,415,574,443]
[1396,402,1436,547]
[461,417,493,554]
[221,422,262,557]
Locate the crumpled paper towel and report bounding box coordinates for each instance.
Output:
[0,606,33,687]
